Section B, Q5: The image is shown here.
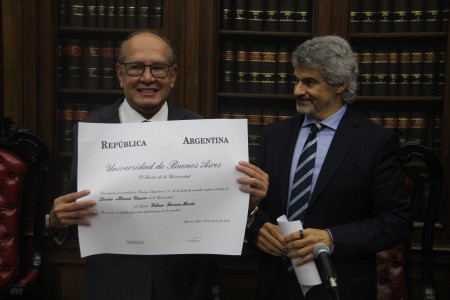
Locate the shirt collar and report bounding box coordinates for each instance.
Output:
[119,99,169,123]
[301,104,347,130]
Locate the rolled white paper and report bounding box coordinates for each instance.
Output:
[277,215,322,295]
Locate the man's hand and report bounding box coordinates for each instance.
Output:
[285,228,333,266]
[256,222,287,256]
[235,161,269,212]
[49,189,97,228]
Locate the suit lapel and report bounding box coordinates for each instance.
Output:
[309,110,360,206]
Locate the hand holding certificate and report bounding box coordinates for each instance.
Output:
[76,119,253,257]
[277,215,322,295]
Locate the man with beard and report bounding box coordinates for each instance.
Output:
[246,35,411,299]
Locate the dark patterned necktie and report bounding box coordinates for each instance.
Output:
[287,122,323,221]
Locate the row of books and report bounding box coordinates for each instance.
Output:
[219,42,296,94]
[58,39,121,90]
[355,46,446,97]
[218,41,447,97]
[350,0,449,33]
[217,106,441,161]
[363,110,440,146]
[221,0,312,32]
[59,0,163,29]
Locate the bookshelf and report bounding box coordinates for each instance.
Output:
[216,0,313,162]
[54,1,164,195]
[206,0,450,299]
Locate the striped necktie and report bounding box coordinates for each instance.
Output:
[287,122,323,221]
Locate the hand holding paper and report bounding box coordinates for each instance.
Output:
[277,215,321,295]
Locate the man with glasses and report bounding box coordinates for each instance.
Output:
[46,31,269,300]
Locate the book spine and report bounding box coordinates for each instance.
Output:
[60,102,74,152]
[442,0,450,31]
[372,47,389,96]
[409,111,428,145]
[221,0,234,30]
[387,48,399,96]
[433,114,442,156]
[425,0,441,32]
[67,0,85,27]
[409,47,423,96]
[105,0,116,28]
[437,47,446,96]
[99,40,115,89]
[398,46,411,96]
[57,40,63,88]
[349,0,362,33]
[260,45,277,94]
[392,0,410,32]
[422,46,438,96]
[219,40,236,93]
[149,0,163,29]
[136,0,150,29]
[296,0,312,32]
[360,1,376,32]
[114,40,121,89]
[409,1,425,32]
[82,39,100,89]
[236,44,249,93]
[248,44,262,94]
[125,0,136,29]
[278,0,296,32]
[397,111,411,144]
[264,0,278,31]
[234,0,248,30]
[275,46,291,95]
[96,0,106,28]
[376,0,392,33]
[61,39,82,89]
[84,0,97,27]
[248,0,264,31]
[58,0,68,27]
[357,47,374,96]
[115,0,125,28]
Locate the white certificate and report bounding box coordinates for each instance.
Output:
[77,119,249,257]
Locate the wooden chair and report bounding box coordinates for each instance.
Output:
[377,143,443,300]
[0,118,50,299]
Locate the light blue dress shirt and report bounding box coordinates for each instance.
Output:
[287,105,347,214]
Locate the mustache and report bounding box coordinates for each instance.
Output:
[296,94,313,101]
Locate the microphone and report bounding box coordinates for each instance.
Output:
[313,243,339,300]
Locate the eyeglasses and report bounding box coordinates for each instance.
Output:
[120,62,172,78]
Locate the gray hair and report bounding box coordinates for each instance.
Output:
[292,35,359,103]
[117,30,177,65]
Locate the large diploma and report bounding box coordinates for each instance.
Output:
[77,119,249,257]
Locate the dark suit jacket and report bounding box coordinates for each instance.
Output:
[246,108,411,300]
[66,99,214,300]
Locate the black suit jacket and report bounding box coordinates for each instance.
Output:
[66,99,214,300]
[246,109,411,299]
